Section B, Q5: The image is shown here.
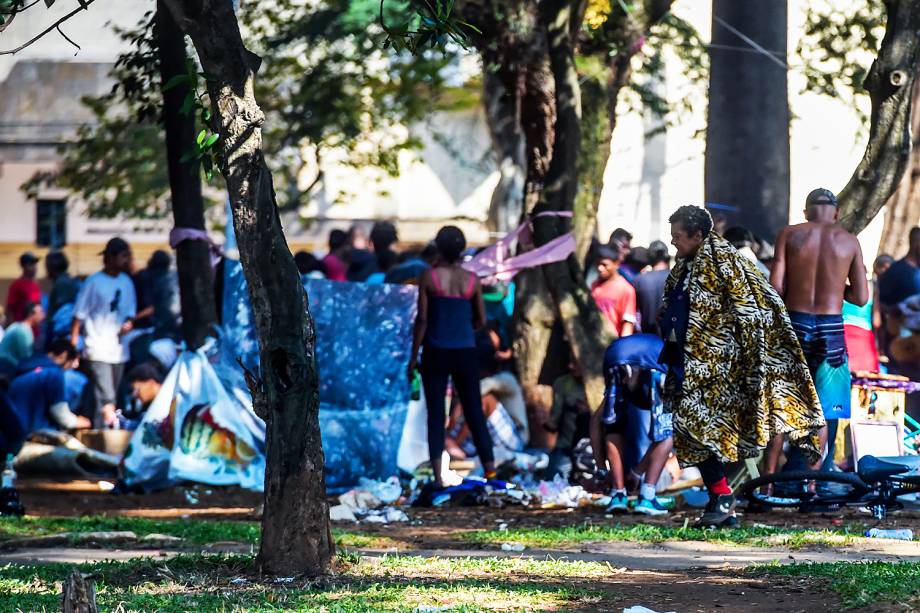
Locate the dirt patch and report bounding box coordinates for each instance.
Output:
[587,569,837,613]
[17,479,262,520]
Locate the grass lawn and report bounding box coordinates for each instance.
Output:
[464,522,860,549]
[0,516,395,550]
[0,553,609,612]
[2,515,870,553]
[749,561,920,609]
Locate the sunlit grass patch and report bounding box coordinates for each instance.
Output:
[463,522,857,549]
[748,561,920,609]
[1,553,608,612]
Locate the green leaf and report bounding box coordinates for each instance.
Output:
[204,133,219,148]
[162,74,189,91]
[179,94,195,116]
[196,129,207,146]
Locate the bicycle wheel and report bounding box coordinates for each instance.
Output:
[739,470,869,509]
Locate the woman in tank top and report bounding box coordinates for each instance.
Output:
[409,226,496,487]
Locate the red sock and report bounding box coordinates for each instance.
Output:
[707,477,732,496]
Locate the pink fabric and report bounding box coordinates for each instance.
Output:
[462,211,576,283]
[169,227,222,267]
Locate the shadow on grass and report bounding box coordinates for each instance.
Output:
[1,554,605,612]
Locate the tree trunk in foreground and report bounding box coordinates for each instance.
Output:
[162,0,333,576]
[839,0,920,235]
[705,0,789,242]
[156,0,216,349]
[61,570,97,613]
[534,0,610,410]
[878,77,920,258]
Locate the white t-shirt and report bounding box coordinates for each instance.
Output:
[73,271,137,363]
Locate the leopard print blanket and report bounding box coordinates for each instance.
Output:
[662,233,825,466]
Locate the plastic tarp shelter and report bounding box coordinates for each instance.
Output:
[220,259,418,490]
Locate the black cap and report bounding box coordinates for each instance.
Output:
[806,188,838,207]
[19,251,39,266]
[100,237,131,256]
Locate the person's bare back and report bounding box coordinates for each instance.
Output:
[771,221,868,314]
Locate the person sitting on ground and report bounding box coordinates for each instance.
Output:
[591,334,674,516]
[120,362,166,429]
[5,252,42,326]
[591,245,637,337]
[16,339,91,420]
[409,225,496,487]
[322,229,349,282]
[0,303,45,375]
[634,240,671,336]
[6,339,89,449]
[544,360,589,481]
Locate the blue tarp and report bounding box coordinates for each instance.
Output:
[221,259,417,489]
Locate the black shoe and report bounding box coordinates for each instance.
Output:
[694,493,737,528]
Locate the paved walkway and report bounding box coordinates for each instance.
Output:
[3,538,918,570]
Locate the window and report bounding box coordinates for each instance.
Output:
[36,199,66,247]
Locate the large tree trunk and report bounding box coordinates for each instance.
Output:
[533,0,610,410]
[483,68,526,234]
[839,0,920,235]
[156,0,216,349]
[705,0,789,242]
[878,77,920,257]
[162,0,333,576]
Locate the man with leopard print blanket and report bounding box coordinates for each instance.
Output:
[658,206,824,528]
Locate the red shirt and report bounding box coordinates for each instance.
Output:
[591,274,637,336]
[322,254,347,282]
[6,276,42,322]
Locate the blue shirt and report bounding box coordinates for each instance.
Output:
[879,258,920,305]
[603,334,665,413]
[658,270,691,383]
[8,365,66,435]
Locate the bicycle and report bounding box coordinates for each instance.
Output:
[738,455,920,519]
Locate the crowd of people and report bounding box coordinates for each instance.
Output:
[0,238,173,465]
[0,191,916,528]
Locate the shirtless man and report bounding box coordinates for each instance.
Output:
[767,188,869,474]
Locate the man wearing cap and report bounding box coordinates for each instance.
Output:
[768,188,869,475]
[70,237,137,428]
[6,252,42,326]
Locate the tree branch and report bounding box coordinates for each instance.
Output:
[838,0,920,234]
[0,0,96,56]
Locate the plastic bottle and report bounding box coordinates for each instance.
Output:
[0,454,24,517]
[864,528,914,541]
